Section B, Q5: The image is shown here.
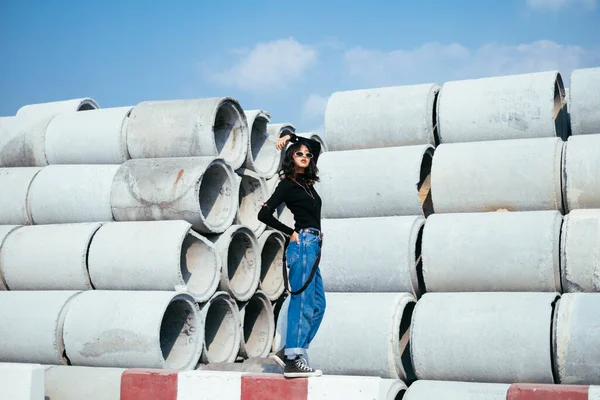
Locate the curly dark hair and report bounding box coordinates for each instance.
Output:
[278,142,320,185]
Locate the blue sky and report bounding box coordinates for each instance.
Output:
[1,0,599,135]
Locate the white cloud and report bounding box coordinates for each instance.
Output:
[208,37,318,92]
[343,40,600,87]
[526,0,597,11]
[302,94,329,120]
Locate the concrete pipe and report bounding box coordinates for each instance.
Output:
[0,167,41,224]
[45,106,132,164]
[274,292,417,381]
[431,137,564,214]
[0,291,81,364]
[563,134,600,212]
[199,291,241,364]
[411,292,559,383]
[111,157,238,234]
[126,98,249,170]
[324,83,440,150]
[404,380,510,400]
[238,290,275,359]
[235,168,269,236]
[437,71,568,143]
[257,230,285,301]
[561,210,600,292]
[422,210,563,292]
[0,223,100,290]
[0,225,21,290]
[317,145,434,218]
[242,110,282,179]
[554,293,600,384]
[297,132,328,153]
[209,225,260,302]
[16,97,99,119]
[569,67,600,136]
[320,215,425,297]
[29,165,119,224]
[267,123,295,138]
[0,115,53,167]
[63,290,203,370]
[88,220,221,302]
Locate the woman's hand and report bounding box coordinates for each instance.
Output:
[276,134,291,150]
[290,231,300,244]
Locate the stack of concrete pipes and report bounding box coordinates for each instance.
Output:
[271,66,600,395]
[0,96,307,371]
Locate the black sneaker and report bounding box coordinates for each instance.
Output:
[269,348,285,369]
[283,355,322,378]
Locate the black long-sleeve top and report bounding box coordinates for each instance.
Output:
[257,134,322,236]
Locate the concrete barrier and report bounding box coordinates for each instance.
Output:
[238,290,274,359]
[0,167,41,224]
[16,97,99,119]
[0,291,81,364]
[404,380,510,400]
[569,67,600,136]
[324,83,439,150]
[411,292,559,383]
[88,220,220,302]
[563,134,600,212]
[63,291,203,370]
[28,164,119,224]
[45,106,132,164]
[242,110,282,178]
[209,225,260,302]
[199,291,241,364]
[111,157,238,234]
[45,365,125,400]
[554,293,600,384]
[126,98,248,170]
[256,230,285,301]
[1,222,101,290]
[235,168,268,236]
[560,210,600,292]
[507,383,600,399]
[317,144,434,218]
[422,210,562,292]
[431,137,564,213]
[0,115,53,167]
[274,292,416,381]
[0,363,44,400]
[321,215,425,296]
[437,71,568,142]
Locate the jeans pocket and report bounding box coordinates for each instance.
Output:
[286,242,300,266]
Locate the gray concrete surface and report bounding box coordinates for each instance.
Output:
[0,363,45,400]
[266,123,295,138]
[87,220,220,302]
[44,365,125,400]
[1,223,101,290]
[0,115,52,167]
[16,98,99,120]
[422,210,563,292]
[411,292,559,383]
[256,230,285,301]
[28,165,119,224]
[569,67,600,136]
[437,71,568,142]
[125,98,248,170]
[320,215,425,297]
[63,291,203,370]
[0,291,81,364]
[199,291,241,364]
[235,168,268,236]
[404,380,510,400]
[237,290,274,359]
[431,137,564,213]
[242,110,282,179]
[45,106,132,164]
[563,134,600,212]
[0,167,41,224]
[110,156,238,234]
[324,84,439,150]
[0,225,21,290]
[560,210,600,292]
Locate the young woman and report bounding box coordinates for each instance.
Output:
[257,132,325,378]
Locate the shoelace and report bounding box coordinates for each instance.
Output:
[295,358,314,372]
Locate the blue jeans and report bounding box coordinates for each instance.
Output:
[284,229,326,358]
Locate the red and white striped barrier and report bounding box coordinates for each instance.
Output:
[507,384,600,400]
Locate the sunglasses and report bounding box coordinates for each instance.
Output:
[294,151,314,159]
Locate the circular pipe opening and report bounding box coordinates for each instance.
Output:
[260,234,284,299]
[432,90,440,146]
[399,300,417,384]
[203,296,239,363]
[180,233,219,301]
[77,99,98,112]
[159,298,200,369]
[242,294,274,358]
[553,74,569,141]
[418,149,434,217]
[414,225,426,298]
[395,389,407,400]
[238,174,266,232]
[214,101,246,167]
[199,163,234,229]
[250,115,277,173]
[227,230,258,299]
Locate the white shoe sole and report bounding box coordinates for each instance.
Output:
[283,369,322,378]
